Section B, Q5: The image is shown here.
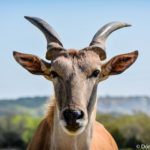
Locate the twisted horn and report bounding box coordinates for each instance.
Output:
[88,22,131,60]
[24,16,64,60]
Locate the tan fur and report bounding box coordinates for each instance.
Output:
[27,119,50,150]
[91,121,118,150]
[46,98,56,128]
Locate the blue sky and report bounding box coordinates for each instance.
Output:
[0,0,149,99]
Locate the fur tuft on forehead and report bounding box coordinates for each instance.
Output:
[50,48,101,61]
[67,49,80,57]
[67,49,101,60]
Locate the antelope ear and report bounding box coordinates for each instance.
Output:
[101,51,138,79]
[13,51,51,75]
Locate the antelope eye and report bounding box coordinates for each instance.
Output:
[90,70,100,78]
[50,71,59,78]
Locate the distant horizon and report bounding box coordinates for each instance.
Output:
[1,94,149,101]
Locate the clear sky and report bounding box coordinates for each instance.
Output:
[0,0,149,99]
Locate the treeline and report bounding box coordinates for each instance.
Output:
[0,113,150,150]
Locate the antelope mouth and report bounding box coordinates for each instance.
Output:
[60,119,87,136]
[65,124,82,132]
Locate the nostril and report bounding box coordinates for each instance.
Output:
[63,110,71,122]
[63,109,84,124]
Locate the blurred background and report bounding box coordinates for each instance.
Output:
[0,0,150,150]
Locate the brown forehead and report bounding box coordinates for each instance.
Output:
[51,50,101,73]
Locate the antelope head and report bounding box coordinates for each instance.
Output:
[13,17,138,136]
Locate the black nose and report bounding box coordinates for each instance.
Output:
[63,109,84,127]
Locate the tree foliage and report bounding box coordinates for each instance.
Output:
[0,115,41,149]
[97,113,150,150]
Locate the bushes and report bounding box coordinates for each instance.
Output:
[0,113,150,149]
[0,131,25,149]
[97,113,150,150]
[0,115,41,149]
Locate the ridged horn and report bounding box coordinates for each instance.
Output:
[24,16,64,60]
[88,22,131,60]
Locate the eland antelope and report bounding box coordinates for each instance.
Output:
[13,16,138,150]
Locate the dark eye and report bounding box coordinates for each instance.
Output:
[50,71,59,78]
[90,70,100,78]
